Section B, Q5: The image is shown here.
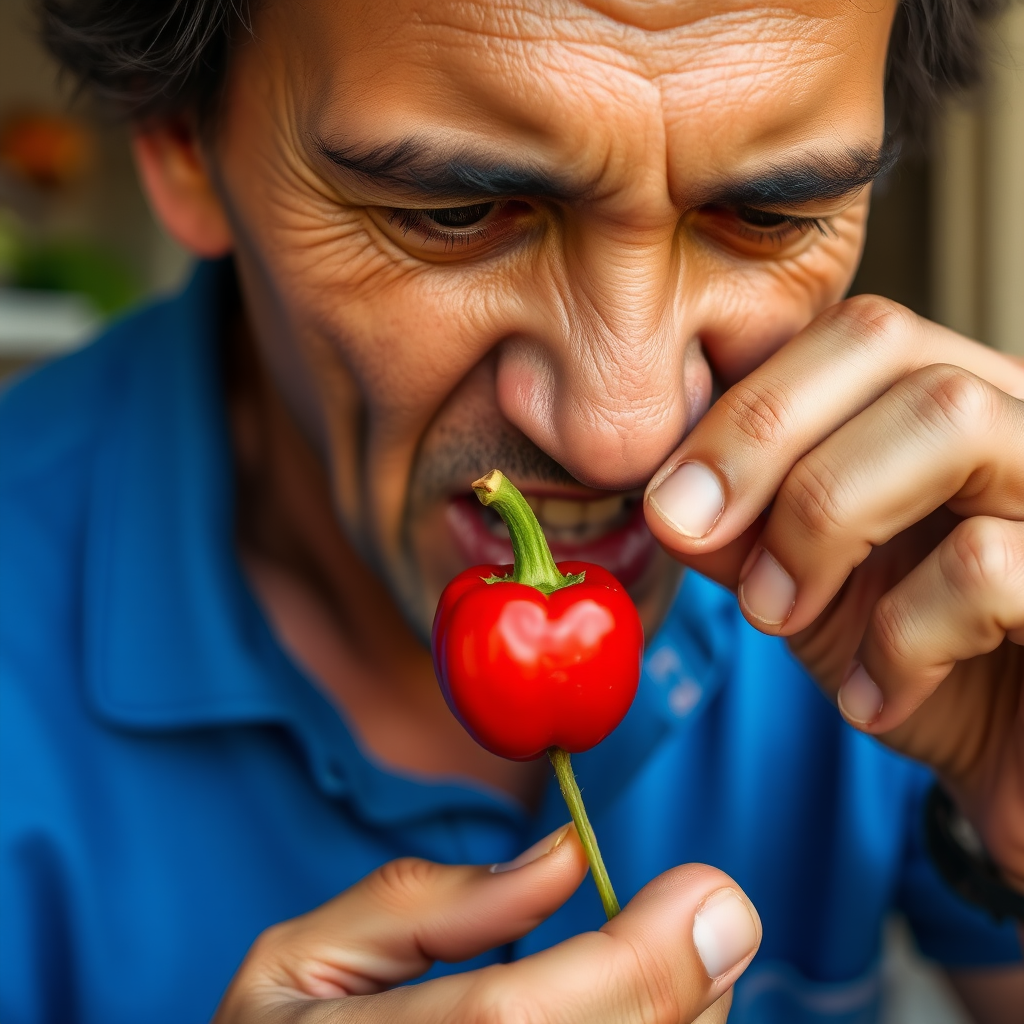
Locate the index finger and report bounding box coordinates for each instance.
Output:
[643,296,1024,585]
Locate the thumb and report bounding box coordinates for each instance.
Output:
[216,823,587,1009]
[434,862,762,1024]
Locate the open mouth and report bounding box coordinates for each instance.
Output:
[445,489,658,587]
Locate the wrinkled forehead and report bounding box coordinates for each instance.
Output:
[245,0,897,192]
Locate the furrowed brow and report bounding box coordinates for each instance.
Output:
[313,134,582,202]
[708,141,900,208]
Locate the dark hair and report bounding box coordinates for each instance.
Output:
[37,0,252,122]
[39,0,1006,136]
[886,0,1006,139]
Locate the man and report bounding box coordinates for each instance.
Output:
[2,0,1022,1021]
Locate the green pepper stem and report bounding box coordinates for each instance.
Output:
[474,471,615,914]
[472,470,571,593]
[548,746,620,920]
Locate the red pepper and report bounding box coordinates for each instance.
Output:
[434,563,643,760]
[431,469,644,918]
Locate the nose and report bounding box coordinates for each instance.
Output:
[495,218,711,490]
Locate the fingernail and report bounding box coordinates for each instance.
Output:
[838,664,883,725]
[738,549,796,625]
[490,824,572,873]
[693,888,761,979]
[648,462,725,539]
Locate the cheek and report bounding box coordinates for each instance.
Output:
[211,79,499,449]
[698,205,869,384]
[230,180,493,424]
[225,183,546,550]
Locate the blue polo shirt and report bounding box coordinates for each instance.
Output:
[1,264,1019,1024]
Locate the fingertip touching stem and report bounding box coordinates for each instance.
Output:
[472,470,570,594]
[548,746,620,920]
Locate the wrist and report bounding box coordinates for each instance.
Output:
[983,835,1024,896]
[998,865,1024,897]
[955,793,1024,896]
[925,785,1024,923]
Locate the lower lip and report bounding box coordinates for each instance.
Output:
[445,496,658,587]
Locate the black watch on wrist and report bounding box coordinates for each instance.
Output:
[925,784,1024,924]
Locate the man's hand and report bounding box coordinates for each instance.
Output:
[645,296,1024,886]
[213,824,761,1023]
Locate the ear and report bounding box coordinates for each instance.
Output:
[132,119,233,258]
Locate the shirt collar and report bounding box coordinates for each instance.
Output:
[85,261,278,730]
[81,263,522,825]
[82,261,735,826]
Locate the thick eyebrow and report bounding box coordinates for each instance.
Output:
[313,134,583,202]
[314,132,899,209]
[705,139,900,208]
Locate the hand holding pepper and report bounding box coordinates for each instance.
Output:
[432,469,644,918]
[217,490,761,1022]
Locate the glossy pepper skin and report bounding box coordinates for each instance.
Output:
[432,547,643,760]
[433,562,641,760]
[431,470,640,918]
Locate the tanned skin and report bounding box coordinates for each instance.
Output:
[130,1,1024,1020]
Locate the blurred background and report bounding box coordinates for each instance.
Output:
[0,1,1021,1020]
[0,0,190,377]
[2,1,1022,373]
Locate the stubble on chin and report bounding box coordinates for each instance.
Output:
[387,419,574,633]
[396,415,682,643]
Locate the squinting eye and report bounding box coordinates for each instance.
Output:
[735,206,792,229]
[420,203,495,228]
[693,202,832,256]
[373,199,535,258]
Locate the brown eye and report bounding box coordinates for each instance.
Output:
[374,198,536,260]
[692,202,829,258]
[422,203,496,228]
[735,206,791,228]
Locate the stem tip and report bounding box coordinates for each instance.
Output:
[472,469,503,501]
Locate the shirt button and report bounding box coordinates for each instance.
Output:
[668,678,702,717]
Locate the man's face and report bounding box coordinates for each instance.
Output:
[211,0,896,638]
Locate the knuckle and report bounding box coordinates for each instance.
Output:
[364,856,441,912]
[460,940,694,1024]
[719,378,796,452]
[233,920,303,987]
[947,517,1015,597]
[905,365,996,440]
[636,967,685,1022]
[869,591,916,669]
[458,971,543,1024]
[831,294,914,350]
[246,920,290,961]
[619,935,692,1024]
[778,456,847,538]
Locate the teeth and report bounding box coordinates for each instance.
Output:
[522,494,628,531]
[586,495,626,525]
[540,498,585,529]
